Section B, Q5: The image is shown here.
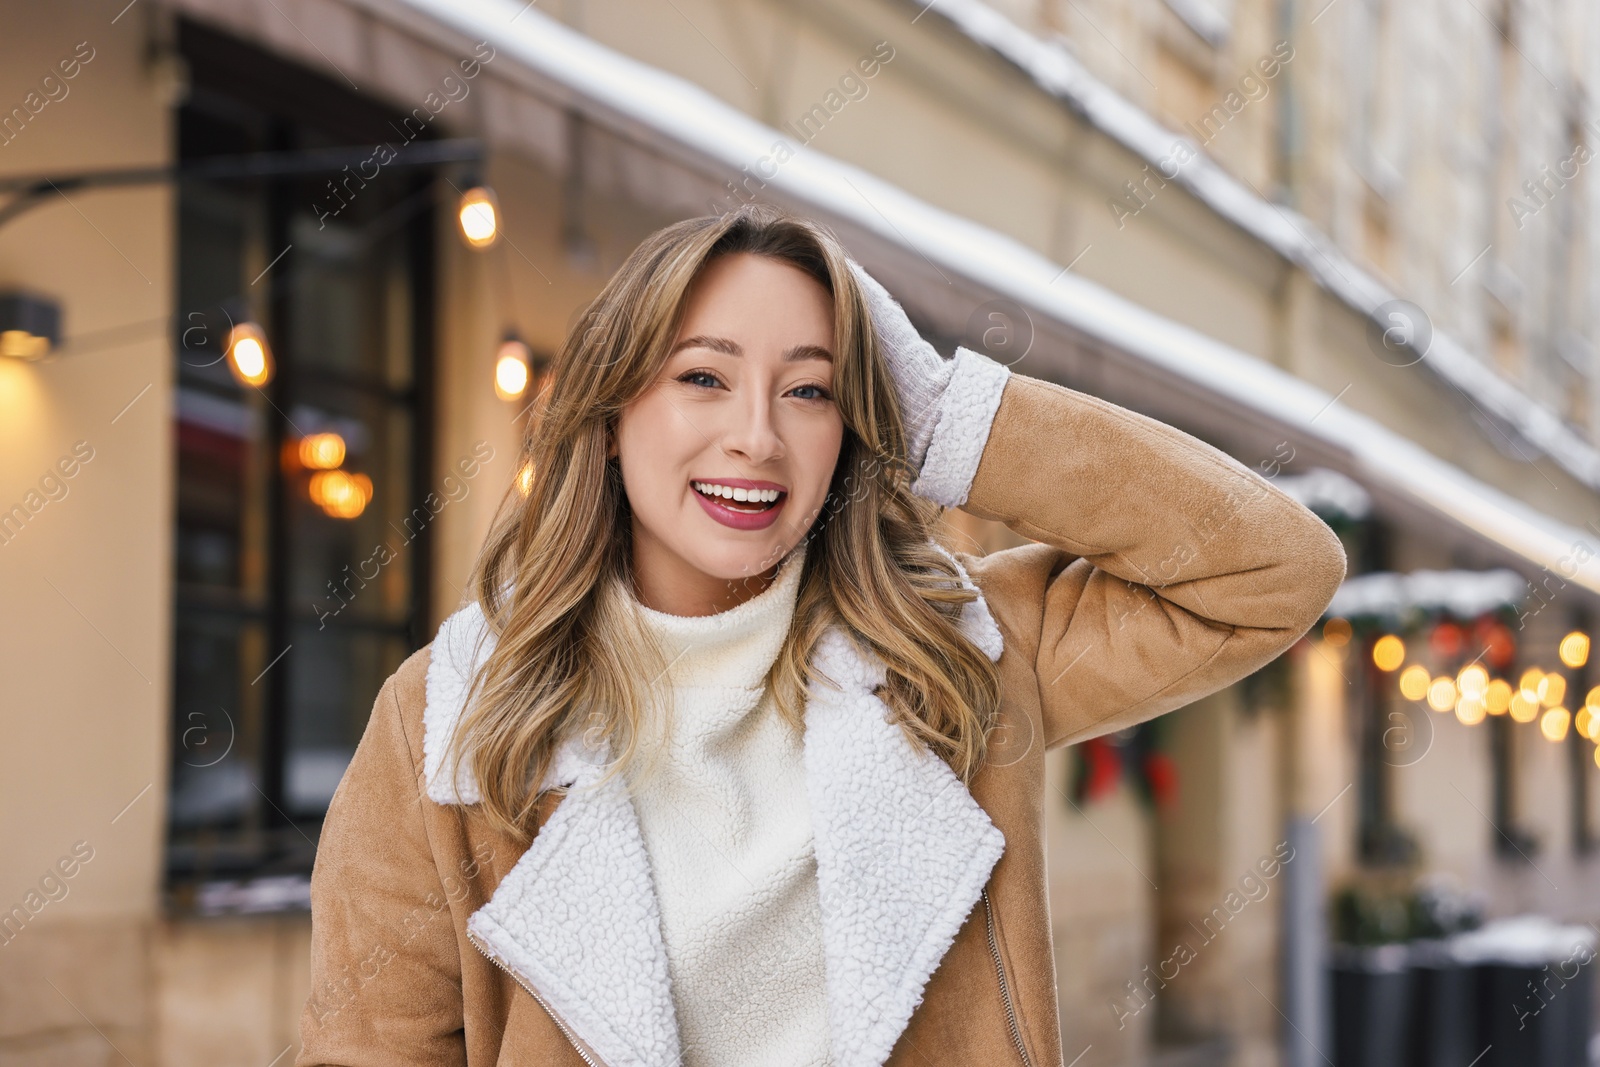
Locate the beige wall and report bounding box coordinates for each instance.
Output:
[0,1,174,1062]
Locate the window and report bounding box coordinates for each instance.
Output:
[166,21,435,911]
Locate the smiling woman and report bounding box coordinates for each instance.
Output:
[612,252,845,616]
[297,202,1347,1067]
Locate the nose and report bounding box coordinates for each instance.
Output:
[718,388,784,466]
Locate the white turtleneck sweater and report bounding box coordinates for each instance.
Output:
[624,544,831,1067]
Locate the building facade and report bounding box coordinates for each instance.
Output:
[3,1,1600,1064]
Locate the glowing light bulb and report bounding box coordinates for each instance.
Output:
[1399,665,1432,702]
[1373,635,1406,671]
[226,322,272,386]
[1560,632,1590,668]
[1540,706,1571,743]
[1322,617,1352,647]
[1538,673,1567,708]
[1456,696,1486,726]
[298,432,346,470]
[495,337,532,401]
[458,186,499,248]
[309,470,372,519]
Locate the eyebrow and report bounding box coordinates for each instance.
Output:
[668,334,834,364]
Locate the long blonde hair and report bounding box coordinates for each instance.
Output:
[454,203,1001,842]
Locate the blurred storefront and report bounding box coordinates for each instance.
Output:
[5,0,1600,1064]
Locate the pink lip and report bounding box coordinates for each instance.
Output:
[691,479,787,531]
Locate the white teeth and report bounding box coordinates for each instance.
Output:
[693,481,782,503]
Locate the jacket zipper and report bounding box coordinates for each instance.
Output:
[468,930,611,1067]
[982,887,1035,1067]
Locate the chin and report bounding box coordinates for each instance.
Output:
[695,541,791,582]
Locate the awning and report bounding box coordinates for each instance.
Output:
[167,0,1600,600]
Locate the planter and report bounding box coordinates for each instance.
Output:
[1450,916,1597,1067]
[1330,943,1414,1067]
[1405,939,1471,1067]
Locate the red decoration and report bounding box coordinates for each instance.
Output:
[1082,737,1121,802]
[1143,751,1178,810]
[1472,615,1516,669]
[1430,620,1464,659]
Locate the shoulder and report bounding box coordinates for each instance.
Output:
[349,641,436,787]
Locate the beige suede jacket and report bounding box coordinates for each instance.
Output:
[295,347,1347,1067]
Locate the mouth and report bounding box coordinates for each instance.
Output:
[691,479,789,530]
[690,480,787,513]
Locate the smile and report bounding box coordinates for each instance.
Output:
[691,479,788,530]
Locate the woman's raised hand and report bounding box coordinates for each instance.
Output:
[846,258,956,481]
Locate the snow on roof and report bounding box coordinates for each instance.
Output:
[393,0,1600,597]
[1326,568,1529,621]
[920,0,1600,494]
[1272,467,1373,520]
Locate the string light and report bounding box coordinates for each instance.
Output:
[1322,617,1351,647]
[309,470,372,519]
[1484,679,1512,715]
[1560,632,1591,668]
[1373,635,1406,671]
[495,335,532,401]
[1540,706,1571,743]
[1538,673,1567,708]
[1456,695,1486,726]
[298,432,346,470]
[1427,677,1458,712]
[1509,689,1540,723]
[226,322,273,386]
[458,185,500,249]
[1399,665,1432,702]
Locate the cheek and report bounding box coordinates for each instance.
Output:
[616,398,693,502]
[796,415,845,498]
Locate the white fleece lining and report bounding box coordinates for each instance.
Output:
[466,747,681,1067]
[801,627,1006,1066]
[911,346,1012,509]
[422,600,494,805]
[423,546,1006,1065]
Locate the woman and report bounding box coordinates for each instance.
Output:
[295,204,1346,1067]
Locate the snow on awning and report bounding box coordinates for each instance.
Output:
[174,0,1600,599]
[1326,569,1530,622]
[390,0,1600,598]
[920,0,1600,495]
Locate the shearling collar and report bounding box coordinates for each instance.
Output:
[422,541,1006,1067]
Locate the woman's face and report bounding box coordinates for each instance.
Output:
[612,251,844,616]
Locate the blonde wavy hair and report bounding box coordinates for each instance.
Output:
[453,203,1001,842]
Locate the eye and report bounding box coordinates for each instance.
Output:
[789,382,833,402]
[677,369,722,390]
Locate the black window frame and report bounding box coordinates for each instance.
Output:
[164,19,437,914]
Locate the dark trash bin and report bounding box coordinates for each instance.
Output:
[1406,938,1472,1067]
[1331,943,1414,1067]
[1449,916,1596,1067]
